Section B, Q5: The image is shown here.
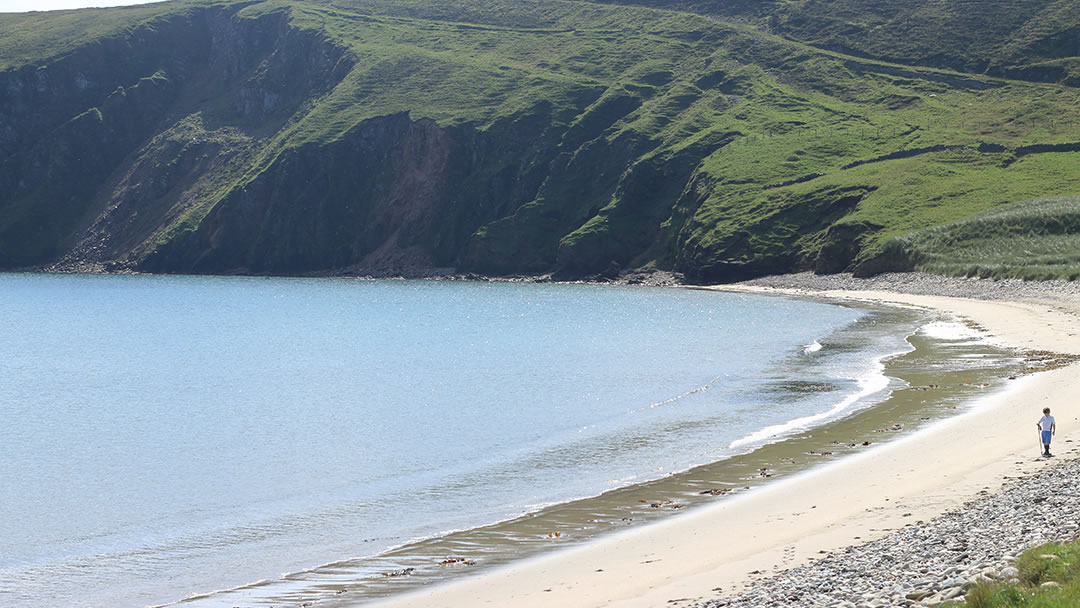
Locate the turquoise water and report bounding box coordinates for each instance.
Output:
[0,274,926,608]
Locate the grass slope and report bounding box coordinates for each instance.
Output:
[877,195,1080,280]
[587,0,1080,85]
[948,539,1080,607]
[0,0,1078,279]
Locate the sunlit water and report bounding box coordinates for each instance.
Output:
[0,274,1014,608]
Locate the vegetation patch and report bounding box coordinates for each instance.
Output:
[947,539,1080,608]
[1,0,1079,279]
[868,195,1080,280]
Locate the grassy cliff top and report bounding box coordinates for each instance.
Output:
[4,0,1078,79]
[587,0,1080,83]
[1,0,1079,279]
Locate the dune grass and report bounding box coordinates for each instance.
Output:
[947,540,1080,607]
[878,196,1080,280]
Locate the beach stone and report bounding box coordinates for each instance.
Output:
[1040,581,1061,589]
[696,439,1080,608]
[943,586,965,600]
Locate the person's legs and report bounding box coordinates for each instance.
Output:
[1042,430,1053,455]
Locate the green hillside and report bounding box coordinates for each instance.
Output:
[0,0,1078,280]
[872,195,1080,280]
[590,0,1080,84]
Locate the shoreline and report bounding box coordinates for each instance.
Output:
[180,288,985,607]
[364,274,1080,608]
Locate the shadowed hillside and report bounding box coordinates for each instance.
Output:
[0,0,1078,281]
[588,0,1080,85]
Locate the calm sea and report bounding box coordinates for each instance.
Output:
[0,274,1011,608]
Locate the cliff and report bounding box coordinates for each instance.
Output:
[1,0,1078,281]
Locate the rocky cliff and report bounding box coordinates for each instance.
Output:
[1,0,1078,281]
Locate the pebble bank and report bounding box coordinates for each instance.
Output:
[698,272,1080,608]
[700,452,1080,607]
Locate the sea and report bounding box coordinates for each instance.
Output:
[0,273,1022,608]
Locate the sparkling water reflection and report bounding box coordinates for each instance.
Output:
[0,274,1013,608]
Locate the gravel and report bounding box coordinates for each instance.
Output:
[694,271,1080,608]
[735,271,1080,301]
[699,455,1080,607]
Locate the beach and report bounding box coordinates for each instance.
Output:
[367,273,1080,608]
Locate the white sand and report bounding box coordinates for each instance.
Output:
[371,288,1080,608]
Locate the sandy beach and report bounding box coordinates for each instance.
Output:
[368,276,1080,608]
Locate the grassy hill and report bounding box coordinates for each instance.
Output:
[589,0,1080,84]
[0,0,1078,280]
[870,195,1080,280]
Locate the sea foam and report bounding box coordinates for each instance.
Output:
[918,320,986,341]
[729,354,895,450]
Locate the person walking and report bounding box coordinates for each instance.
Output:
[1038,407,1056,457]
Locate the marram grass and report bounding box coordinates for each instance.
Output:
[946,539,1080,607]
[884,196,1080,280]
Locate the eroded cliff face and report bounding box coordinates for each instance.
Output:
[1,2,691,278]
[0,4,353,269]
[5,0,1078,281]
[141,106,569,275]
[675,185,877,283]
[145,113,455,274]
[49,116,258,272]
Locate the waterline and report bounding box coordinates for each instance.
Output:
[0,275,1020,608]
[167,303,1020,608]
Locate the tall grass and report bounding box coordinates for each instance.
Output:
[948,540,1080,607]
[885,196,1080,280]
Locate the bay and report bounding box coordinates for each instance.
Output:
[0,274,1006,608]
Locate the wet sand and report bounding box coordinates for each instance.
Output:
[365,282,1080,608]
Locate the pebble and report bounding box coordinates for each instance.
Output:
[694,272,1080,607]
[736,271,1080,301]
[700,455,1080,608]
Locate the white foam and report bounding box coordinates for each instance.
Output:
[919,320,986,341]
[728,357,893,450]
[624,382,711,415]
